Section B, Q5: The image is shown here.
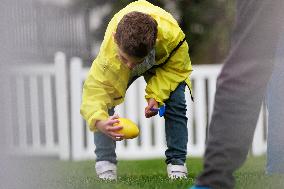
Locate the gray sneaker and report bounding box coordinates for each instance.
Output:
[95,161,117,181]
[167,163,188,179]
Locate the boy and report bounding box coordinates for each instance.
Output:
[80,0,193,180]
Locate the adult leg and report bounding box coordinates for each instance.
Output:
[266,32,284,174]
[195,1,283,188]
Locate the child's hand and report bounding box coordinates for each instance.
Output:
[145,98,159,118]
[95,115,124,141]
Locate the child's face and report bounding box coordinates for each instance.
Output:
[118,48,145,70]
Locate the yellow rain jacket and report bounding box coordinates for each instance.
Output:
[80,0,193,131]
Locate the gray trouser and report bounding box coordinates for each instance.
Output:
[266,32,284,174]
[196,0,284,188]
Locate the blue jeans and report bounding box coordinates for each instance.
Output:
[94,82,188,165]
[266,32,284,174]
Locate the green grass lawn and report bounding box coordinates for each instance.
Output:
[2,156,284,189]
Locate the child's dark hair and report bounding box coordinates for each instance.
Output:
[115,11,158,58]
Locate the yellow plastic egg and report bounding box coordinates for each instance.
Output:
[113,118,139,139]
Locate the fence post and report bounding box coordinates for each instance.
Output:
[252,106,266,156]
[55,52,70,160]
[1,75,12,154]
[193,77,206,156]
[70,57,84,160]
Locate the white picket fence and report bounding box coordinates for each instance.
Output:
[1,52,70,160]
[1,52,267,160]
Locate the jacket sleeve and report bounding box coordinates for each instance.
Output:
[80,62,115,132]
[145,41,192,105]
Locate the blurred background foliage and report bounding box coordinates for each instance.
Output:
[178,0,235,64]
[2,0,235,65]
[74,0,236,64]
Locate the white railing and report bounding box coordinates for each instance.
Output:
[2,52,267,160]
[1,52,70,160]
[69,58,267,160]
